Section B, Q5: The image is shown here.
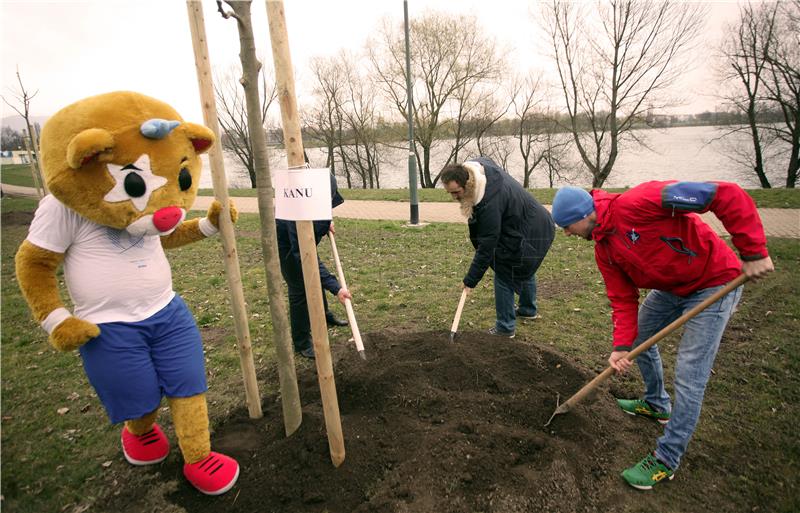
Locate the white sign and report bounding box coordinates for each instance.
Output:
[274,168,333,221]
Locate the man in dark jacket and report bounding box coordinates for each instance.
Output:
[276,173,351,359]
[551,182,773,490]
[441,157,555,338]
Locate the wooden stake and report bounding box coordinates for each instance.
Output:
[329,233,365,359]
[265,0,345,467]
[29,124,48,195]
[22,130,43,198]
[186,0,263,420]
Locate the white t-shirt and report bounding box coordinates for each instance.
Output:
[26,195,175,324]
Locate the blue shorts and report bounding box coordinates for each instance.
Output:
[79,295,207,424]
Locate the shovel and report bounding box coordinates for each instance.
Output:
[329,232,366,360]
[450,288,469,342]
[544,273,748,427]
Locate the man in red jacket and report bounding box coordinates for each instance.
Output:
[551,181,773,490]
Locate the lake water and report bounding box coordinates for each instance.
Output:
[200,125,791,190]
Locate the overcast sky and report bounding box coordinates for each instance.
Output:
[1,0,741,125]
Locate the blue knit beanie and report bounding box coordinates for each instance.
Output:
[552,187,595,227]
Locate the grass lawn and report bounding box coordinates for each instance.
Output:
[0,164,43,188]
[1,196,799,512]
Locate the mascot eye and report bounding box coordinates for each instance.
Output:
[124,172,147,197]
[179,168,192,191]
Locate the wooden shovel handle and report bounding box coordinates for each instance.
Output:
[329,233,364,353]
[556,273,748,415]
[451,288,468,334]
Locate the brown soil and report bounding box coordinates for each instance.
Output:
[140,330,669,513]
[1,210,35,226]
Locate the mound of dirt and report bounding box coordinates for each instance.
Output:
[158,331,657,513]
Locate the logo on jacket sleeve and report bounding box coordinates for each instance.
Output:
[626,228,640,244]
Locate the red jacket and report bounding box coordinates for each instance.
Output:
[591,181,768,350]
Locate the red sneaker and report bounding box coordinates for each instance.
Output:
[183,452,240,495]
[121,424,169,465]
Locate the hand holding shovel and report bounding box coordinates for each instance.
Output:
[450,288,469,342]
[329,232,366,360]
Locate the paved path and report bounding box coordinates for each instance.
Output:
[193,195,800,239]
[3,184,798,238]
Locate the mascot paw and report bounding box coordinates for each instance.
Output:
[49,317,100,351]
[207,199,238,228]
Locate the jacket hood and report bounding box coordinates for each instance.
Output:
[590,189,621,241]
[458,160,487,218]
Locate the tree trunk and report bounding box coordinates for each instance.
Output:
[785,111,799,188]
[786,134,799,188]
[747,105,771,188]
[522,154,531,188]
[422,145,433,187]
[223,0,302,433]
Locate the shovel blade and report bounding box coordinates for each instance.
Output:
[543,393,564,427]
[449,331,456,343]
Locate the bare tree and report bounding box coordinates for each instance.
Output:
[368,11,506,187]
[762,0,799,188]
[2,68,46,195]
[304,55,350,185]
[1,126,25,151]
[305,51,385,189]
[214,63,278,188]
[217,0,300,429]
[540,122,582,188]
[716,2,777,188]
[470,92,512,162]
[479,135,515,171]
[510,76,546,187]
[338,51,384,189]
[507,75,575,188]
[541,0,706,187]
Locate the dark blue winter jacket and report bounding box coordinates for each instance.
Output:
[464,157,555,288]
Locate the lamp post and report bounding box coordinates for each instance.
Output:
[404,0,419,225]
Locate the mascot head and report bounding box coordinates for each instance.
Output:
[39,91,214,236]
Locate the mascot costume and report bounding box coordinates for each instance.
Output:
[15,91,239,495]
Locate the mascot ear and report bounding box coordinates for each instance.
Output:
[66,128,115,169]
[181,122,215,155]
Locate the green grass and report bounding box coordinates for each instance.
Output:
[1,164,41,188]
[1,196,37,213]
[744,188,800,208]
[2,201,799,512]
[198,186,800,208]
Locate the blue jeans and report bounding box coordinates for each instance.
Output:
[494,273,537,333]
[632,284,743,470]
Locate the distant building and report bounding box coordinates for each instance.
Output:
[0,150,33,165]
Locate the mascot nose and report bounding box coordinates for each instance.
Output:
[152,206,182,232]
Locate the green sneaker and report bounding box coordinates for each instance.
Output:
[617,399,670,425]
[621,453,675,490]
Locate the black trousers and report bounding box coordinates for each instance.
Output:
[278,251,329,352]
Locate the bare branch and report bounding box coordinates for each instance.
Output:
[540,0,706,187]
